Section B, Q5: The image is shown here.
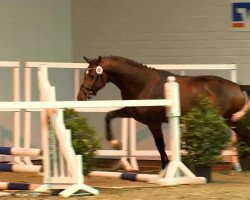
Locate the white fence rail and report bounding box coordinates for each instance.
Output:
[0,61,239,170]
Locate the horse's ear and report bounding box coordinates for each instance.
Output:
[83,56,91,64]
[96,56,102,65]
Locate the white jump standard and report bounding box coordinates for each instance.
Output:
[0,66,99,197]
[152,77,205,185]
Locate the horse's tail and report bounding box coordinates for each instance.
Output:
[239,85,250,105]
[239,85,250,97]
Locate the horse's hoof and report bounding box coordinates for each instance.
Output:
[111,139,122,150]
[159,169,166,178]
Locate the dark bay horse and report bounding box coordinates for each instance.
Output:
[77,56,250,169]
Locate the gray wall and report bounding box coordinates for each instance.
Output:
[0,0,72,150]
[0,0,73,98]
[71,0,250,154]
[72,0,249,83]
[0,0,73,103]
[0,0,72,62]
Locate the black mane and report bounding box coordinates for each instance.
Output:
[105,56,151,70]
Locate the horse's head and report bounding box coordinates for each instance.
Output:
[77,56,108,101]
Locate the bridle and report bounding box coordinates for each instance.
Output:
[80,66,105,100]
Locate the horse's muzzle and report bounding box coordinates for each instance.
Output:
[77,96,83,101]
[77,90,89,101]
[77,94,91,101]
[78,85,95,101]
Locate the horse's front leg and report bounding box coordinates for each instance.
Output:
[148,123,169,170]
[105,107,133,149]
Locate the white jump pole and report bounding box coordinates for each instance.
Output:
[0,99,171,110]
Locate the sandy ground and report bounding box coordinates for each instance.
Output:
[0,170,250,200]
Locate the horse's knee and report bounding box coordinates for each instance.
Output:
[105,113,112,123]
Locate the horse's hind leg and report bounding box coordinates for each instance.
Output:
[105,107,133,149]
[148,123,169,169]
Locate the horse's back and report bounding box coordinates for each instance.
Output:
[135,71,245,120]
[176,75,245,117]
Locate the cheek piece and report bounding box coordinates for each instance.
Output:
[80,66,104,100]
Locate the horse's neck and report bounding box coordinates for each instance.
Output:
[105,63,154,99]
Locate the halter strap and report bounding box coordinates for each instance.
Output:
[80,66,105,99]
[86,66,103,74]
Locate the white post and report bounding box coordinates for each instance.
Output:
[164,76,181,162]
[150,76,206,186]
[129,118,139,170]
[13,67,21,164]
[120,118,133,171]
[24,67,33,165]
[13,67,20,147]
[74,69,80,100]
[231,69,237,83]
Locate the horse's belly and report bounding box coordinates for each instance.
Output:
[132,107,167,124]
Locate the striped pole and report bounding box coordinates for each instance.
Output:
[0,147,42,157]
[89,171,158,182]
[0,163,42,173]
[0,182,39,190]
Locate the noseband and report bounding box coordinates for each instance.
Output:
[80,66,104,100]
